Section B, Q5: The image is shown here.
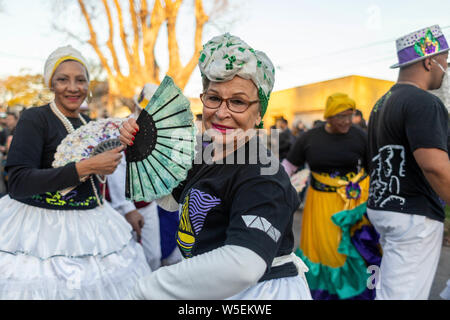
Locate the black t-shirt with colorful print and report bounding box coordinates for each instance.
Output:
[367,84,448,222]
[172,137,300,282]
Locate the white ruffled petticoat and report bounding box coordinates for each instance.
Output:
[0,195,151,299]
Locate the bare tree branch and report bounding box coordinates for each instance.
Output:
[128,0,142,70]
[77,0,113,78]
[165,0,183,74]
[51,0,234,115]
[141,0,165,83]
[178,0,209,88]
[102,0,123,76]
[51,23,87,45]
[112,0,134,75]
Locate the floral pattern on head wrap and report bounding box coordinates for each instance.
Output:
[198,33,275,128]
[44,45,89,88]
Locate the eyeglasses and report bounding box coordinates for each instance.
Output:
[201,93,260,113]
[332,113,354,121]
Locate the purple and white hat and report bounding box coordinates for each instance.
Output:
[391,25,449,69]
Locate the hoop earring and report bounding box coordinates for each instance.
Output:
[87,90,93,103]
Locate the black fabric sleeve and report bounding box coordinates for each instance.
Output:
[5,110,80,198]
[447,120,450,152]
[7,164,80,198]
[286,133,307,167]
[225,177,295,267]
[405,99,448,153]
[357,128,370,172]
[278,130,292,158]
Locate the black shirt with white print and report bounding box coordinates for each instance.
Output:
[367,84,448,222]
[172,135,300,282]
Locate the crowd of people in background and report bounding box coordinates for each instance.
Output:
[271,107,368,162]
[0,110,21,197]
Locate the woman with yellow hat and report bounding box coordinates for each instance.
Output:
[282,93,381,300]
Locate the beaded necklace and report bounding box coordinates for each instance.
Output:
[50,101,105,206]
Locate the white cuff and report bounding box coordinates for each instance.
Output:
[156,194,179,212]
[116,203,137,216]
[281,159,298,177]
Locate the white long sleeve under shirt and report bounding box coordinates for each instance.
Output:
[129,244,267,300]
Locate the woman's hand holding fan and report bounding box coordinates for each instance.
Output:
[121,76,196,202]
[53,118,126,196]
[119,117,140,147]
[75,146,124,179]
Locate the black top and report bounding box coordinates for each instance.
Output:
[0,127,8,148]
[172,137,300,282]
[278,128,296,161]
[447,118,450,152]
[367,84,448,222]
[286,124,369,176]
[5,104,101,210]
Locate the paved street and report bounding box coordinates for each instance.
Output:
[292,209,450,300]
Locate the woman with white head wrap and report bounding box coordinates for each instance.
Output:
[0,45,151,299]
[120,33,312,300]
[43,45,90,88]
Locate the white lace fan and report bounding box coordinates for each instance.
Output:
[53,118,125,168]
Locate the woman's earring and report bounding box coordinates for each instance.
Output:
[87,90,93,103]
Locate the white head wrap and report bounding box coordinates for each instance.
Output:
[133,83,159,118]
[134,83,159,110]
[198,33,275,127]
[44,45,89,88]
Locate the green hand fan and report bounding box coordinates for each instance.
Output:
[125,76,196,202]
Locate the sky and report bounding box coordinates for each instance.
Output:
[1,0,449,98]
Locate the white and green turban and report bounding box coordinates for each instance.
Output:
[44,45,89,88]
[198,33,275,128]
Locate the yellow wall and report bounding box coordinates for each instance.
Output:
[265,75,394,129]
[186,75,395,129]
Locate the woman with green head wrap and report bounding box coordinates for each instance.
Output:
[282,93,382,300]
[120,33,312,300]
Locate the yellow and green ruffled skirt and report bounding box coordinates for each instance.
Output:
[296,170,382,300]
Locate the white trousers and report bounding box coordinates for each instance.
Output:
[367,209,443,300]
[135,202,162,271]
